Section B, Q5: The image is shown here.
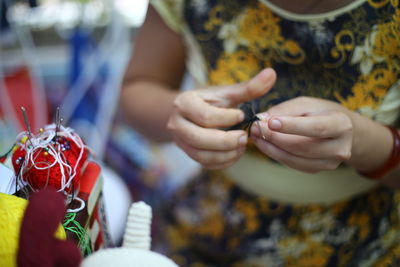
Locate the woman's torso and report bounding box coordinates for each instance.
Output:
[152,2,400,265]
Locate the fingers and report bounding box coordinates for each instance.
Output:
[214,68,277,106]
[175,136,246,169]
[167,68,277,169]
[173,68,276,129]
[168,114,247,150]
[174,91,244,128]
[251,137,342,173]
[202,158,243,170]
[250,97,355,173]
[267,112,353,138]
[168,112,248,169]
[251,121,352,160]
[260,96,326,117]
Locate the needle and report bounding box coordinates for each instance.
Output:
[21,107,34,146]
[250,103,266,140]
[256,119,266,140]
[55,107,61,137]
[21,107,32,135]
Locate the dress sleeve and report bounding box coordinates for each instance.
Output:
[150,0,185,34]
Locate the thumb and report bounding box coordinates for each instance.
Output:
[217,68,277,106]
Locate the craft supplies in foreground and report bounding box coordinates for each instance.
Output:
[0,122,110,258]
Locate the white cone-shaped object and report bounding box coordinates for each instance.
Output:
[81,201,178,267]
[123,201,152,250]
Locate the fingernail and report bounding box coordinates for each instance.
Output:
[257,113,270,121]
[269,119,281,130]
[239,134,247,146]
[251,124,260,136]
[238,111,245,122]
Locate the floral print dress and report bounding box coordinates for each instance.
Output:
[151,0,400,266]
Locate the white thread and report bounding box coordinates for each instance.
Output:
[66,196,85,213]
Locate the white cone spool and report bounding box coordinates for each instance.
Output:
[81,200,179,267]
[122,201,152,250]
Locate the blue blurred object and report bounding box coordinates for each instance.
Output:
[67,27,109,127]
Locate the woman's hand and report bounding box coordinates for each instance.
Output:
[250,97,355,173]
[167,68,276,169]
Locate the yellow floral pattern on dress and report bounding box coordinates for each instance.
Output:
[209,50,261,85]
[234,199,260,234]
[324,29,356,68]
[283,241,334,267]
[342,4,400,114]
[208,2,305,85]
[160,170,400,266]
[335,67,397,113]
[237,4,305,64]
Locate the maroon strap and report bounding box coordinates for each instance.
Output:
[359,126,400,180]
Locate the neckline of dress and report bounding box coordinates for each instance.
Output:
[259,0,368,22]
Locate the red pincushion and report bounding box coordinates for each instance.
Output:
[12,137,88,192]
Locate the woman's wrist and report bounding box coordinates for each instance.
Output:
[345,112,394,174]
[358,126,400,179]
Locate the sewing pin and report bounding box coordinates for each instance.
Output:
[256,120,266,140]
[20,107,34,145]
[55,107,61,137]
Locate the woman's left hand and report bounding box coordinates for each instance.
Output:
[250,96,354,173]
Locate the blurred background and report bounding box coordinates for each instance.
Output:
[0,0,199,247]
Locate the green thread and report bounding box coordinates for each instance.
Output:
[63,212,92,255]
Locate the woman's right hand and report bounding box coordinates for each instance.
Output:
[167,68,276,169]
